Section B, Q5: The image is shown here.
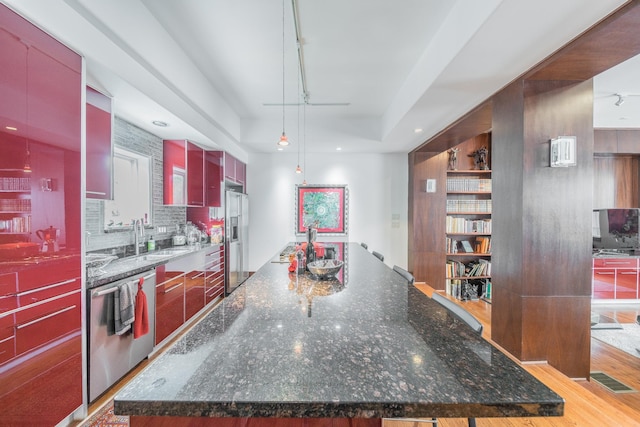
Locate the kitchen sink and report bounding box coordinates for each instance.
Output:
[137,247,192,261]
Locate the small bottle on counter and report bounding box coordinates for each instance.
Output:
[296,246,305,275]
[147,235,155,251]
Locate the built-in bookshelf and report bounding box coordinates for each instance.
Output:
[445,170,491,301]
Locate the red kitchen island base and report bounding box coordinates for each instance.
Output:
[130,416,381,427]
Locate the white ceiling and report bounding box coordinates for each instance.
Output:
[2,0,634,161]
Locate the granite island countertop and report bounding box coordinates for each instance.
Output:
[114,242,564,420]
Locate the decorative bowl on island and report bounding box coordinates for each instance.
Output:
[307,259,344,279]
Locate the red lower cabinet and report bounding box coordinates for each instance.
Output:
[185,268,205,321]
[592,258,640,300]
[155,272,185,345]
[205,246,225,303]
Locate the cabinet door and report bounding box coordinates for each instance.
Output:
[224,152,236,181]
[615,269,639,299]
[186,141,204,206]
[163,140,186,205]
[155,272,185,345]
[86,87,113,199]
[184,267,205,321]
[592,268,615,299]
[0,5,82,426]
[205,151,223,207]
[236,159,246,186]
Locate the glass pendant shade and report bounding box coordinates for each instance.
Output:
[277,132,289,146]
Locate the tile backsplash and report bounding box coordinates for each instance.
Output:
[85,117,185,253]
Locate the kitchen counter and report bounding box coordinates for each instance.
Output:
[86,244,223,289]
[114,242,563,424]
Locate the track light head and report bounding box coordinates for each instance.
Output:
[615,94,625,106]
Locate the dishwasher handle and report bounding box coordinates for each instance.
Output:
[91,271,156,298]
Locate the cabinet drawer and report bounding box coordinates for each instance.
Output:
[0,272,17,297]
[14,289,81,355]
[592,269,615,299]
[17,278,77,307]
[0,332,15,364]
[17,257,80,292]
[615,269,639,299]
[593,257,638,268]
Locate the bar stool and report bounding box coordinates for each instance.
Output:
[431,292,482,427]
[392,265,415,285]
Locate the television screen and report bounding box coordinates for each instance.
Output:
[593,208,640,253]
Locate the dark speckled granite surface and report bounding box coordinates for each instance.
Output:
[114,243,563,420]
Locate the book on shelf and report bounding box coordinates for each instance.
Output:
[460,240,474,253]
[446,199,492,213]
[445,259,491,278]
[474,236,491,254]
[446,216,492,234]
[446,177,491,192]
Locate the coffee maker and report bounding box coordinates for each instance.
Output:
[36,226,60,253]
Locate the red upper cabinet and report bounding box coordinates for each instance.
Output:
[164,140,204,206]
[224,152,246,190]
[86,87,113,199]
[205,151,223,207]
[187,141,204,206]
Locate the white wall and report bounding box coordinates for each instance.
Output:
[245,152,408,271]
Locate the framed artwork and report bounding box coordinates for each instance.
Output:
[295,184,348,235]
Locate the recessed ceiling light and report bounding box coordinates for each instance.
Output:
[152,120,169,127]
[414,128,423,133]
[336,147,342,151]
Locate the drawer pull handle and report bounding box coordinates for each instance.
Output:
[595,272,615,275]
[16,305,76,329]
[86,191,107,196]
[165,283,183,293]
[17,279,76,297]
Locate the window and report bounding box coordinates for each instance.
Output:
[104,147,152,230]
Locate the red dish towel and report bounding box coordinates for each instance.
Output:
[133,277,149,339]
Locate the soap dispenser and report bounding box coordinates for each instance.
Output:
[147,235,155,251]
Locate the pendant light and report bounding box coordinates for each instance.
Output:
[277,0,289,147]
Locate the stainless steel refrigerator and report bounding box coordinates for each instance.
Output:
[225,191,249,295]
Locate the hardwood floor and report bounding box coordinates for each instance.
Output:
[72,286,640,427]
[385,284,640,427]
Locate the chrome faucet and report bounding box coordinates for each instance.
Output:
[133,218,145,255]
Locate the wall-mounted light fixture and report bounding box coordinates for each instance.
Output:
[550,136,577,167]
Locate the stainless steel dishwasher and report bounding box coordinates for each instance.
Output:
[87,269,156,402]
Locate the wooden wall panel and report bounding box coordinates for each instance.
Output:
[594,129,617,153]
[491,79,525,358]
[594,155,640,208]
[491,78,593,379]
[409,151,447,285]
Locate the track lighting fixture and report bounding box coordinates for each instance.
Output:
[614,94,625,106]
